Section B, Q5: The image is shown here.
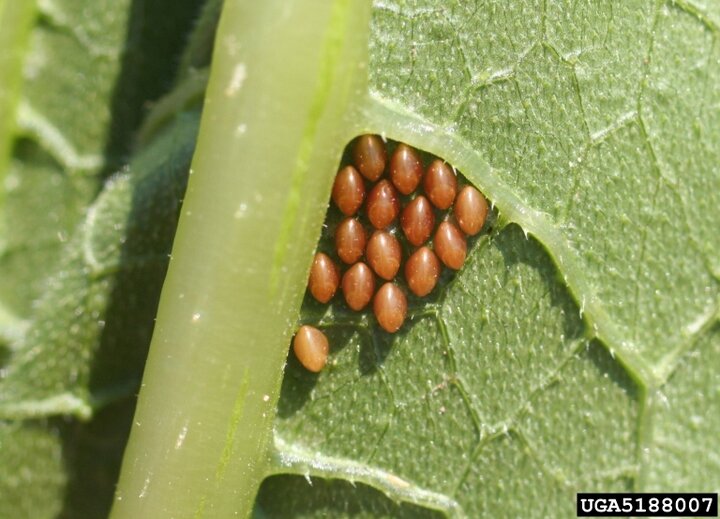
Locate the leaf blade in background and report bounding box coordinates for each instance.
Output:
[0,0,210,517]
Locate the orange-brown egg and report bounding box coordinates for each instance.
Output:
[353,134,386,181]
[366,230,401,280]
[434,221,466,270]
[308,252,340,303]
[366,179,400,229]
[373,283,407,333]
[400,195,435,246]
[342,262,375,310]
[424,160,457,209]
[332,165,366,216]
[405,246,441,297]
[335,218,367,264]
[293,325,329,373]
[454,185,488,236]
[390,143,423,195]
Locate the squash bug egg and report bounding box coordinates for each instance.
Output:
[335,217,367,264]
[390,143,423,195]
[293,325,329,373]
[373,282,408,333]
[400,195,435,246]
[353,134,387,181]
[300,138,490,347]
[366,230,402,280]
[405,246,441,297]
[424,160,457,209]
[366,179,400,229]
[332,165,366,216]
[434,221,467,270]
[454,185,488,236]
[308,252,340,303]
[342,262,375,311]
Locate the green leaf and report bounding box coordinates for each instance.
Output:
[0,0,208,517]
[111,0,719,518]
[0,419,66,518]
[266,225,641,517]
[0,110,200,418]
[256,2,720,515]
[0,0,207,317]
[2,0,718,517]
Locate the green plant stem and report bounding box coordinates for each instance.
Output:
[110,1,370,517]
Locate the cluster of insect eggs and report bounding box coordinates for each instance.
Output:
[293,135,489,373]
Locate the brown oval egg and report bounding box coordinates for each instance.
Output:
[342,262,375,310]
[400,195,435,246]
[373,283,408,333]
[424,160,457,209]
[366,179,400,229]
[293,325,329,373]
[390,143,423,195]
[335,218,367,264]
[454,185,488,236]
[353,134,386,181]
[332,165,366,216]
[434,221,467,270]
[366,230,401,280]
[308,252,340,303]
[405,246,441,297]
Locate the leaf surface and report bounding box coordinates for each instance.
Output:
[0,0,207,516]
[259,1,720,517]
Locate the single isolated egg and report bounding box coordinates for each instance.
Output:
[293,325,329,373]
